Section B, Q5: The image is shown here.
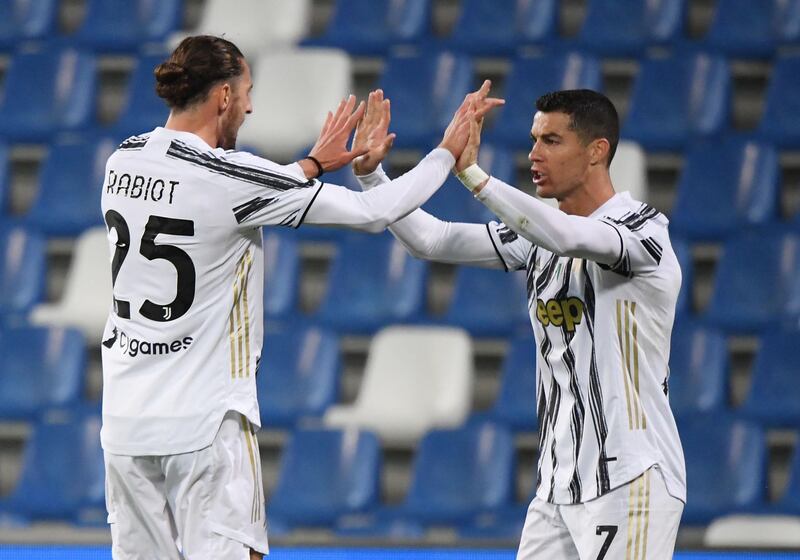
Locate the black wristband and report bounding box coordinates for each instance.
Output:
[305,155,324,179]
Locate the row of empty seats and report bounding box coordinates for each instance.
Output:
[0,405,797,535]
[5,0,800,58]
[5,45,800,155]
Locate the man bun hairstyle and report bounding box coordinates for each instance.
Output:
[536,89,619,166]
[155,35,245,110]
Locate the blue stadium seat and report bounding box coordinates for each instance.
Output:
[73,0,183,52]
[0,223,46,319]
[705,0,800,59]
[0,0,58,50]
[458,505,528,540]
[401,422,515,525]
[0,141,8,214]
[0,326,86,421]
[268,428,381,527]
[670,137,780,241]
[778,447,800,513]
[670,235,693,315]
[444,267,529,336]
[705,226,800,334]
[257,324,340,428]
[317,233,428,333]
[486,52,603,150]
[304,0,432,56]
[740,327,800,428]
[759,55,800,149]
[487,333,538,431]
[0,407,104,523]
[445,0,558,56]
[262,232,300,320]
[577,0,686,57]
[667,320,728,419]
[26,135,115,237]
[623,52,730,151]
[378,51,473,149]
[0,45,97,142]
[112,54,170,138]
[679,414,766,524]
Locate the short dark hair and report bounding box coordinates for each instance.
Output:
[155,35,245,110]
[535,89,619,166]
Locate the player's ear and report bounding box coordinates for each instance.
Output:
[590,138,610,167]
[218,83,231,113]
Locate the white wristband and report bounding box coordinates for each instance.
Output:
[456,164,489,192]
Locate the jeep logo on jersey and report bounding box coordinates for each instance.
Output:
[535,297,584,332]
[103,327,193,358]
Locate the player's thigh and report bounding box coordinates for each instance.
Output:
[104,452,181,560]
[517,497,581,560]
[164,411,269,560]
[563,467,683,560]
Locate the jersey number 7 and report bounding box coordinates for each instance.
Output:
[104,210,196,322]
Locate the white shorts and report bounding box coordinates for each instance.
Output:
[517,466,683,560]
[104,411,269,559]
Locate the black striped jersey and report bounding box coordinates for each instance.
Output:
[99,128,324,455]
[487,192,686,505]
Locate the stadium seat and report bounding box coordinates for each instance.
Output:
[670,235,693,315]
[740,327,800,428]
[577,0,687,57]
[378,50,473,149]
[0,45,97,142]
[704,514,800,548]
[30,227,112,345]
[704,226,800,334]
[401,422,515,525]
[26,135,115,237]
[0,407,104,523]
[324,325,473,445]
[268,428,381,526]
[72,0,182,53]
[486,333,538,431]
[670,137,780,241]
[623,52,730,151]
[0,141,8,213]
[237,48,351,161]
[486,52,603,150]
[779,447,800,513]
[443,267,529,337]
[458,505,528,540]
[704,0,800,59]
[0,325,86,421]
[667,320,728,419]
[305,0,432,56]
[262,232,300,320]
[170,0,310,56]
[111,54,170,138]
[758,55,800,149]
[0,0,58,50]
[609,140,648,204]
[0,223,46,320]
[257,324,340,428]
[679,413,766,524]
[444,0,558,56]
[316,233,428,333]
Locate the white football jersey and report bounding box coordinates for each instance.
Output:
[488,192,686,505]
[100,128,322,455]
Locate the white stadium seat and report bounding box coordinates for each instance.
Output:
[30,227,111,346]
[324,325,474,446]
[610,140,649,203]
[703,514,800,548]
[237,48,352,162]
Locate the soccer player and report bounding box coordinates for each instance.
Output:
[353,88,685,559]
[99,35,493,560]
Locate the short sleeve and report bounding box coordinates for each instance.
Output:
[598,205,670,277]
[213,150,322,228]
[486,220,533,272]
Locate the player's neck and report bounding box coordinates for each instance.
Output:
[164,109,220,149]
[557,176,616,217]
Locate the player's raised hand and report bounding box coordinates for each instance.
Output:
[438,80,503,161]
[352,89,396,176]
[456,102,485,173]
[307,95,370,174]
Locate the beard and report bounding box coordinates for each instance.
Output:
[220,129,237,151]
